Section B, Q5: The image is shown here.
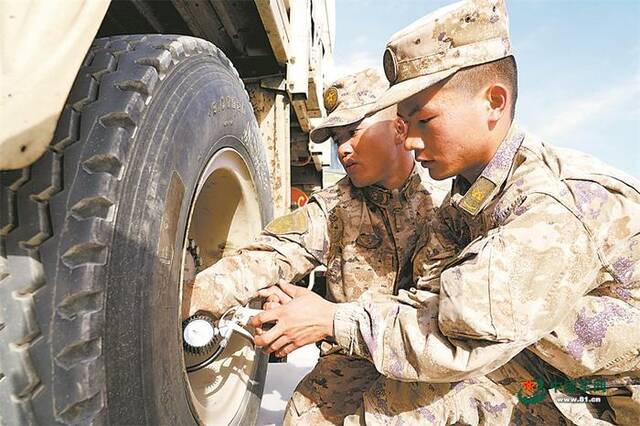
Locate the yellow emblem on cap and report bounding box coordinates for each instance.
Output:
[265,209,309,235]
[324,86,339,113]
[459,176,496,215]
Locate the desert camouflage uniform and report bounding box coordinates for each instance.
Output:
[190,164,450,423]
[333,124,640,425]
[193,164,445,314]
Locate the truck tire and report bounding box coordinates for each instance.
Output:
[0,35,273,425]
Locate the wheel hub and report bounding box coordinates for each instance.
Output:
[179,148,264,424]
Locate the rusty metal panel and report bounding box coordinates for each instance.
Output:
[248,83,291,216]
[254,0,291,66]
[306,33,325,118]
[129,0,170,32]
[291,95,311,133]
[276,91,292,213]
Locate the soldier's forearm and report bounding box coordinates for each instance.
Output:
[185,246,298,318]
[192,232,325,315]
[332,290,527,383]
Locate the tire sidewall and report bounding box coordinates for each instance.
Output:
[100,51,271,424]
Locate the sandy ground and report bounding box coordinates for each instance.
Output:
[257,344,320,425]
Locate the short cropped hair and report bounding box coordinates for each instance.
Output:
[445,56,518,119]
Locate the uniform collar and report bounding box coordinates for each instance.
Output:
[451,123,525,216]
[361,163,422,208]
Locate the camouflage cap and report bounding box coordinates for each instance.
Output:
[310,68,388,143]
[370,0,512,114]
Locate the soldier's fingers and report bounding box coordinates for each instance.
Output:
[259,286,293,304]
[274,282,294,302]
[262,301,281,311]
[253,323,285,348]
[279,282,307,298]
[266,294,286,304]
[249,307,279,328]
[257,286,282,298]
[266,334,291,353]
[275,343,297,358]
[255,320,277,335]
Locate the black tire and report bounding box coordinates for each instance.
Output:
[0,35,273,425]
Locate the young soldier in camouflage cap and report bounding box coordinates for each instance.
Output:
[252,0,640,424]
[184,68,449,423]
[310,68,388,144]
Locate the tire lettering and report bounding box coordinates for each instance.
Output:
[210,96,244,116]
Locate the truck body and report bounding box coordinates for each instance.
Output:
[0,0,335,214]
[0,1,337,424]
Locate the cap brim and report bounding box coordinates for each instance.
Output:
[365,67,460,118]
[309,104,371,143]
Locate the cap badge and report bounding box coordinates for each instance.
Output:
[324,86,339,113]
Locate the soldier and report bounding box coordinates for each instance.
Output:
[184,68,449,423]
[251,0,640,424]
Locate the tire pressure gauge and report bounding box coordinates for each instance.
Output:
[182,307,262,373]
[182,314,216,355]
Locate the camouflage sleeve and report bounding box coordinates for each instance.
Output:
[190,200,330,317]
[333,193,603,382]
[531,293,640,378]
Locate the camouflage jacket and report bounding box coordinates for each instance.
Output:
[191,164,448,317]
[333,124,640,386]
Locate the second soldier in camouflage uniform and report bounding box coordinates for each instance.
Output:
[253,0,640,424]
[336,0,640,424]
[185,68,450,423]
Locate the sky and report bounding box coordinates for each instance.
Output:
[326,0,640,177]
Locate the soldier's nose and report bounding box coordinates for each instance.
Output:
[404,135,424,152]
[338,141,353,157]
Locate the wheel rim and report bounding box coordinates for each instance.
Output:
[181,147,264,424]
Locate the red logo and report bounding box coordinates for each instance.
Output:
[521,380,539,396]
[517,378,546,405]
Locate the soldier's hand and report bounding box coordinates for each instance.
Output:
[258,283,293,311]
[250,283,336,358]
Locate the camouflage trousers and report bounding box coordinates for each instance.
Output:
[283,353,571,425]
[283,354,379,425]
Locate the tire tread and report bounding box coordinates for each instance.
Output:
[0,34,238,424]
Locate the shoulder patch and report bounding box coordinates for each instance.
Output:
[265,209,309,235]
[459,176,496,215]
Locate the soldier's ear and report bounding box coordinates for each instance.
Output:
[393,117,409,144]
[485,83,508,125]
